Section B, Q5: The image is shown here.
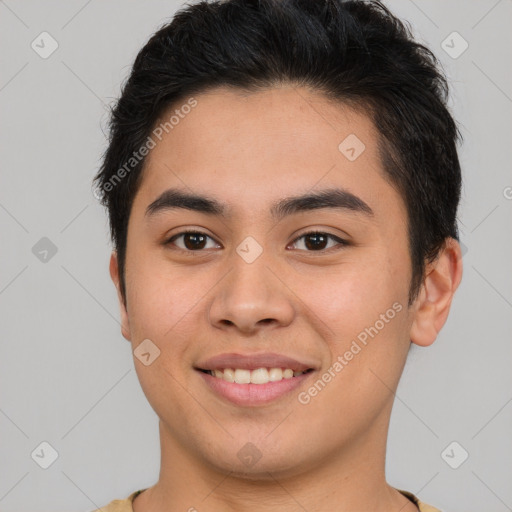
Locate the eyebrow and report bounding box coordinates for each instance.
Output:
[145,187,374,220]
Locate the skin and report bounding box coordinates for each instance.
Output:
[109,85,463,511]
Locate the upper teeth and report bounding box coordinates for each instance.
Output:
[207,368,307,384]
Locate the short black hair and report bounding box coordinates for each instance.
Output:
[93,0,462,307]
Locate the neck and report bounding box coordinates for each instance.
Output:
[133,412,419,512]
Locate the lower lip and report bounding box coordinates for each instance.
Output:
[196,370,313,406]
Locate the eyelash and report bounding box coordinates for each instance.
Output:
[164,230,349,253]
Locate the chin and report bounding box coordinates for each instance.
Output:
[201,446,311,481]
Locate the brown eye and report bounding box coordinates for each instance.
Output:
[166,231,219,251]
[290,232,348,251]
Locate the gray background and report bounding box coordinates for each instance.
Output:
[0,1,511,511]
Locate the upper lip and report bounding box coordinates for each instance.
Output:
[195,352,318,372]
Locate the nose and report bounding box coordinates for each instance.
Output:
[208,253,295,335]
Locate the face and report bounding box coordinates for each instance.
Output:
[111,86,426,479]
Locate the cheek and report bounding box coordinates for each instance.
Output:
[299,271,410,424]
[124,251,202,344]
[296,251,411,374]
[297,257,406,332]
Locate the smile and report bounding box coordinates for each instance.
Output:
[199,367,313,384]
[196,367,315,406]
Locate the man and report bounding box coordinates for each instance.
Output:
[92,0,463,510]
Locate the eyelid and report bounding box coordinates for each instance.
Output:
[165,230,221,250]
[288,231,349,251]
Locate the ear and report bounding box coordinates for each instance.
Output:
[409,238,463,347]
[109,251,132,341]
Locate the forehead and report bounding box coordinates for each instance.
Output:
[149,85,377,167]
[134,86,406,226]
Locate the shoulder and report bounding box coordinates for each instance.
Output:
[398,488,442,512]
[89,489,146,512]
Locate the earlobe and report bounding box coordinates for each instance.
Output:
[109,251,132,342]
[409,238,463,347]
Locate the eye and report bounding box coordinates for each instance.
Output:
[165,231,220,251]
[289,231,348,252]
[164,230,348,253]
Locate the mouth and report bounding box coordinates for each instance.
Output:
[193,352,318,406]
[196,367,315,384]
[195,367,316,406]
